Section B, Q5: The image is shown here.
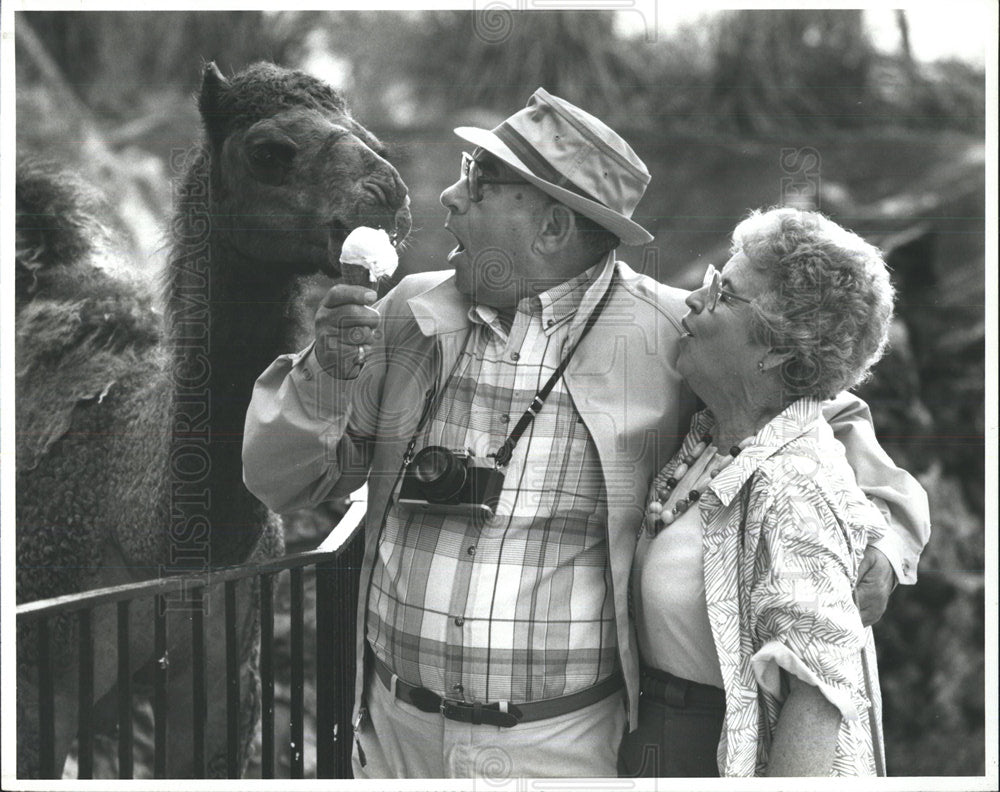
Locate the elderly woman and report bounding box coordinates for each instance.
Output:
[619,207,894,777]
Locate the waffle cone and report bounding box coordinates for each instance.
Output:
[341,262,373,286]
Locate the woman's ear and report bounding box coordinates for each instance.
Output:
[532,201,575,255]
[759,347,795,373]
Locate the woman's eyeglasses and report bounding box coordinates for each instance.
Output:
[461,151,526,203]
[702,264,753,312]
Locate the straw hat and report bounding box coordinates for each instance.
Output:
[455,88,654,245]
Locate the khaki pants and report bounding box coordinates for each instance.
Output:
[352,669,628,779]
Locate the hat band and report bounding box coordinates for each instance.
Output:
[494,122,601,205]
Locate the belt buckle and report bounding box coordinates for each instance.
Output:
[440,698,520,728]
[440,698,473,725]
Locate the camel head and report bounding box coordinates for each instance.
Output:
[198,61,411,277]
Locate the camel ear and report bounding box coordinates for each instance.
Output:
[199,61,229,114]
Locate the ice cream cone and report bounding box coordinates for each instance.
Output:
[341,262,374,286]
[337,226,399,288]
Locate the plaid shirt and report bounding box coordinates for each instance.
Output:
[366,266,617,703]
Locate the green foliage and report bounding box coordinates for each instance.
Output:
[318,10,643,124]
[308,9,985,138]
[708,10,872,134]
[21,9,985,137]
[22,11,317,118]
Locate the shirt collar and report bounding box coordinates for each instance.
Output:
[536,261,602,335]
[406,252,617,338]
[468,303,511,340]
[406,273,471,336]
[700,397,825,512]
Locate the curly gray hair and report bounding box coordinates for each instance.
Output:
[733,207,895,399]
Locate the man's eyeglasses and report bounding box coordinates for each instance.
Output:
[461,151,526,203]
[702,264,754,312]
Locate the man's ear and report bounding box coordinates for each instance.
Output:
[532,201,576,255]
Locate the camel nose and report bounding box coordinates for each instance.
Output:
[393,196,412,245]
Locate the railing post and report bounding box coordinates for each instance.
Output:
[225,581,240,778]
[315,560,336,778]
[37,618,56,779]
[153,594,169,778]
[260,573,275,779]
[77,610,94,778]
[334,532,365,778]
[290,568,305,779]
[116,601,133,779]
[191,586,206,777]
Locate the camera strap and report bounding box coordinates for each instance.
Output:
[493,268,617,469]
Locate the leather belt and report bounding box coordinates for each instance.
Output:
[639,665,725,709]
[373,654,623,727]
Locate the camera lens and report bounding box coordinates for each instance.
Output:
[411,446,468,502]
[412,447,467,500]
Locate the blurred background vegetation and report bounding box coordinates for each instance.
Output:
[15,7,988,778]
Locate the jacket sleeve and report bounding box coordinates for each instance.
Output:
[821,391,930,585]
[749,472,875,721]
[242,306,391,514]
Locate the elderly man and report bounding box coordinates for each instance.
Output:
[242,89,929,779]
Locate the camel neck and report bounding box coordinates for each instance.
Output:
[164,157,304,400]
[162,157,304,563]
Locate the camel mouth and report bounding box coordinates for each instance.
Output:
[321,195,411,278]
[321,222,349,278]
[378,225,404,248]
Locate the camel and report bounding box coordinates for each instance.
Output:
[15,61,411,778]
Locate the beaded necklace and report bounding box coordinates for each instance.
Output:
[645,434,745,537]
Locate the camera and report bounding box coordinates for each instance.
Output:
[398,446,505,521]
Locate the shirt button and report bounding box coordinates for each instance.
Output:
[511,351,520,361]
[467,545,476,556]
[500,414,509,423]
[453,683,463,693]
[301,367,313,381]
[546,318,555,328]
[454,616,464,627]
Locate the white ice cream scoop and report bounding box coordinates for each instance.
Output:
[339,226,399,285]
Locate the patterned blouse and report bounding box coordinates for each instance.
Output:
[643,398,887,776]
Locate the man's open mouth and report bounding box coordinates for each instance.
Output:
[445,225,466,262]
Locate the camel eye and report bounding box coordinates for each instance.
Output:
[247,140,297,185]
[250,141,296,167]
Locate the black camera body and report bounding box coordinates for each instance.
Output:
[398,445,505,521]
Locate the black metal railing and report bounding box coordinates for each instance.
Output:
[16,495,367,779]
